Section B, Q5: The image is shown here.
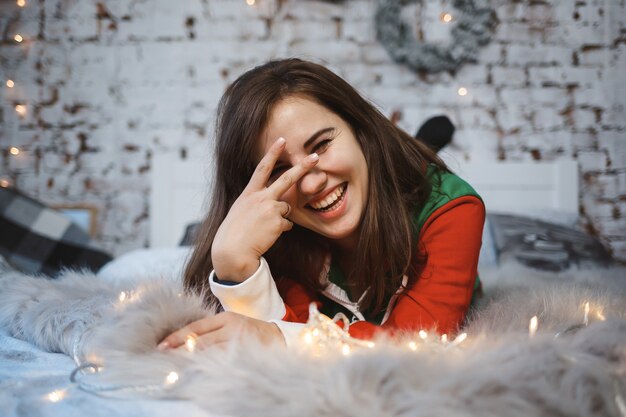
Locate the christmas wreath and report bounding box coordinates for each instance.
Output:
[375,0,497,74]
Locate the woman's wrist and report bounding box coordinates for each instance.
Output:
[209,257,287,321]
[212,254,260,283]
[265,322,286,346]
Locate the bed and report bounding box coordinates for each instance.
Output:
[1,154,624,417]
[149,152,606,271]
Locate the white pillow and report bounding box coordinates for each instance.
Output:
[97,247,193,286]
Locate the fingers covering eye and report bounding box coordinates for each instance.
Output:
[267,153,318,198]
[247,137,286,191]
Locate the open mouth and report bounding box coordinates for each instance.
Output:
[308,183,347,212]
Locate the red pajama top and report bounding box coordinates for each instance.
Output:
[209,167,485,346]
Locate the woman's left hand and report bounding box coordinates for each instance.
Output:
[157,311,284,351]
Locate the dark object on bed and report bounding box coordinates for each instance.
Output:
[180,222,201,246]
[0,186,112,276]
[0,254,14,274]
[487,213,612,271]
[415,115,455,152]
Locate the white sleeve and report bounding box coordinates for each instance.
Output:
[269,320,305,349]
[208,257,286,321]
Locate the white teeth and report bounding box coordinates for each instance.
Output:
[311,184,345,210]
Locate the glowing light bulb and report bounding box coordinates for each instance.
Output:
[441,13,453,23]
[17,0,26,6]
[0,179,10,188]
[457,87,468,96]
[341,343,351,356]
[6,80,14,88]
[14,34,23,42]
[128,288,143,302]
[85,354,102,369]
[47,390,66,402]
[246,0,255,5]
[583,301,590,326]
[15,104,26,116]
[9,147,20,155]
[303,331,313,344]
[408,341,418,351]
[185,333,197,352]
[529,316,538,337]
[441,334,448,343]
[165,371,179,384]
[452,332,467,346]
[418,330,428,340]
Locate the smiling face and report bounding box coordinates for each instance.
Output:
[258,95,369,250]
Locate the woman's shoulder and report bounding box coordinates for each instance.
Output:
[426,165,480,201]
[414,166,483,232]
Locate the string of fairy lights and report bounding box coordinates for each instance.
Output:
[45,288,613,407]
[2,0,29,188]
[438,8,470,98]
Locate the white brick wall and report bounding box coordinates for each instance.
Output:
[1,0,625,260]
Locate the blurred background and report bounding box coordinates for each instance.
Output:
[0,0,624,261]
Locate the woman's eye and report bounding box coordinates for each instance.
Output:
[313,139,332,153]
[270,166,287,180]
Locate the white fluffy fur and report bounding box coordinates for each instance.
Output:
[1,264,625,417]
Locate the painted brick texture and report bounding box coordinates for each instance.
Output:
[1,0,625,260]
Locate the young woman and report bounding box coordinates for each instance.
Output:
[158,59,485,350]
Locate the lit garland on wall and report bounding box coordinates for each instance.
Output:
[0,0,268,191]
[2,0,32,189]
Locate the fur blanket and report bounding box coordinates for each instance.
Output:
[1,265,625,417]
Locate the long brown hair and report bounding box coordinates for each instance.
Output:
[184,58,446,313]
